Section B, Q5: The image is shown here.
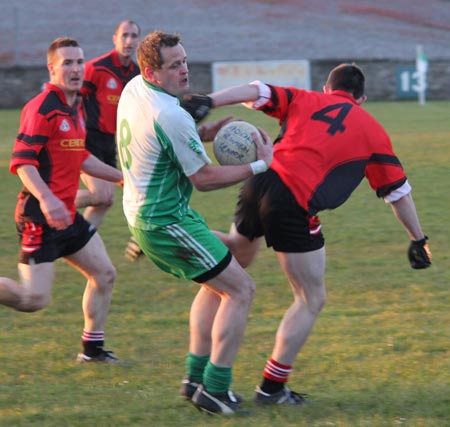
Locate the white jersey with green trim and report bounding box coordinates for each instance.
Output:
[117,75,211,230]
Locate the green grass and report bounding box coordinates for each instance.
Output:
[0,101,449,427]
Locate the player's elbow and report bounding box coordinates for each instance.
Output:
[189,166,218,192]
[192,180,216,192]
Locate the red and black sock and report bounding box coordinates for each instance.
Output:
[260,358,292,394]
[81,330,105,357]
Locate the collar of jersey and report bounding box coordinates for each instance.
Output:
[328,90,358,104]
[111,49,136,72]
[142,77,177,98]
[44,82,71,106]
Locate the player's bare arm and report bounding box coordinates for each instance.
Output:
[390,193,426,241]
[210,84,260,107]
[189,129,273,191]
[81,154,123,183]
[181,85,260,122]
[389,193,432,269]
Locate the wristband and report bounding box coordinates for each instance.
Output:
[250,160,268,175]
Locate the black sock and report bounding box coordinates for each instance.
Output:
[82,340,104,357]
[260,377,285,394]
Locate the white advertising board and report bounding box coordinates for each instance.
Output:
[212,60,311,92]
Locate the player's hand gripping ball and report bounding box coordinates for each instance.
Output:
[213,121,260,165]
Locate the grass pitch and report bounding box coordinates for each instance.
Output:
[0,102,449,427]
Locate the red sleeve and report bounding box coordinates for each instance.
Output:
[364,125,407,197]
[10,102,50,174]
[259,84,302,123]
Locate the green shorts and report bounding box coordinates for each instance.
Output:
[129,209,231,282]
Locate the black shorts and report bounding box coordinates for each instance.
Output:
[16,212,97,264]
[85,129,117,167]
[234,169,325,253]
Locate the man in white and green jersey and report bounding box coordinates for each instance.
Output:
[116,30,273,415]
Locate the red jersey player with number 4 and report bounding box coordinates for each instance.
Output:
[182,63,432,405]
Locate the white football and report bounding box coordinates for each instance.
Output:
[213,121,259,165]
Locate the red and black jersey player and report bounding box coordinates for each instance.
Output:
[183,63,432,405]
[75,20,140,230]
[1,37,123,363]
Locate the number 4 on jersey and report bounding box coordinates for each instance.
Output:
[311,103,353,136]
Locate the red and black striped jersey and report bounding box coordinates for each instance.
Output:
[10,83,90,223]
[260,85,407,215]
[81,49,139,135]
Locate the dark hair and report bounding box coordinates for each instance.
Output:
[115,20,141,36]
[326,63,365,99]
[137,30,181,72]
[47,37,80,63]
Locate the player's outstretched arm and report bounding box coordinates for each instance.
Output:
[181,84,260,122]
[209,84,260,107]
[390,193,432,269]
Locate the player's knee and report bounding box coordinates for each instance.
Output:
[102,193,114,208]
[95,192,114,208]
[17,292,50,312]
[309,286,327,315]
[229,242,258,268]
[236,275,256,305]
[235,253,254,269]
[96,264,117,292]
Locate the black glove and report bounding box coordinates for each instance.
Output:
[181,94,213,123]
[407,236,432,269]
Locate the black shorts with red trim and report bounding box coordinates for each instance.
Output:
[85,129,117,167]
[16,212,97,264]
[234,169,325,253]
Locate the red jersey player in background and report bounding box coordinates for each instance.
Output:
[0,37,123,363]
[181,63,432,404]
[76,20,140,231]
